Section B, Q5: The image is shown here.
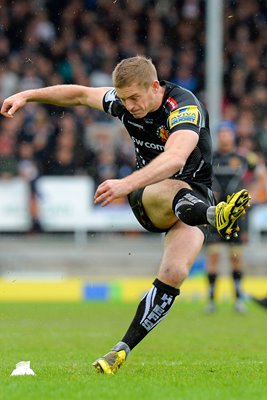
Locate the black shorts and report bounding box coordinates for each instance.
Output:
[128,181,216,234]
[128,188,163,233]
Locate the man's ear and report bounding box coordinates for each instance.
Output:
[152,80,160,93]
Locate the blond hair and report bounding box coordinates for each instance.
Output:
[112,56,158,89]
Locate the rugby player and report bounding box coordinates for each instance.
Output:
[1,56,250,374]
[205,122,251,314]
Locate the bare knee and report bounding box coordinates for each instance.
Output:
[158,265,189,288]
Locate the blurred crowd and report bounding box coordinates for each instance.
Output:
[0,0,267,205]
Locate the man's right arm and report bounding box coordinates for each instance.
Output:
[0,85,112,118]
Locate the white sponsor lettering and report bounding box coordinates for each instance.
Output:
[131,137,164,151]
[132,137,144,146]
[145,142,164,151]
[128,121,144,130]
[141,294,173,331]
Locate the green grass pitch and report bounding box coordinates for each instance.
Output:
[0,301,266,400]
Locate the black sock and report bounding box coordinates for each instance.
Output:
[207,273,217,300]
[172,188,209,226]
[232,270,243,299]
[118,279,180,351]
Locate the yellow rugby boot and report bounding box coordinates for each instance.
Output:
[92,350,126,375]
[215,189,251,240]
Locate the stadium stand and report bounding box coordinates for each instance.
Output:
[0,0,267,225]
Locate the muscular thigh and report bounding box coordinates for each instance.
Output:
[142,179,191,230]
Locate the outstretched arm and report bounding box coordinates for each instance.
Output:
[0,85,113,118]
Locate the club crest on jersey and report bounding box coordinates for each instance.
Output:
[158,125,169,142]
[169,105,199,129]
[229,156,242,169]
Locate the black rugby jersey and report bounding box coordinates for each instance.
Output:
[102,81,212,187]
[212,151,248,202]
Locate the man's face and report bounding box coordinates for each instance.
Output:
[116,81,158,119]
[218,129,235,153]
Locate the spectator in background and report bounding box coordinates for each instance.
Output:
[95,150,117,185]
[0,58,20,99]
[256,116,267,161]
[116,130,136,179]
[0,119,18,178]
[45,145,76,176]
[43,113,86,175]
[17,140,39,183]
[16,139,40,231]
[171,64,198,92]
[248,153,267,206]
[0,0,266,198]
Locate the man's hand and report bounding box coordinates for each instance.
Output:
[94,178,132,206]
[1,93,27,118]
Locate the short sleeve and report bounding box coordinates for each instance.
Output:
[102,88,122,117]
[167,105,201,134]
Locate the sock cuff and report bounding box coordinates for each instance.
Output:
[112,341,131,357]
[232,270,242,279]
[172,188,209,226]
[172,188,194,213]
[153,278,180,296]
[208,272,217,278]
[207,273,217,284]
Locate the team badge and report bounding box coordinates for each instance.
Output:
[169,105,199,129]
[229,156,242,169]
[158,126,169,142]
